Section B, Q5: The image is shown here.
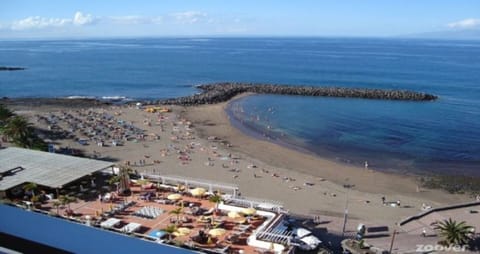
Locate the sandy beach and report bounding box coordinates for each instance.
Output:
[3,97,471,230]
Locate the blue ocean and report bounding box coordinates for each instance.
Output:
[1,38,479,176]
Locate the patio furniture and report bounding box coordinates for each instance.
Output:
[133,206,164,219]
[100,218,121,228]
[121,222,142,233]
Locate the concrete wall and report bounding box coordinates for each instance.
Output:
[0,204,194,254]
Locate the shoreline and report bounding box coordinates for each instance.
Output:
[224,95,480,177]
[1,96,476,226]
[183,98,418,195]
[180,96,474,198]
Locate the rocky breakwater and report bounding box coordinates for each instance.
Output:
[159,82,438,106]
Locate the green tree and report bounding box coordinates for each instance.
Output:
[208,194,223,225]
[59,195,77,210]
[163,224,177,241]
[435,218,473,246]
[52,200,62,215]
[1,115,33,147]
[0,104,14,126]
[23,182,38,197]
[29,136,47,151]
[208,194,223,212]
[107,175,121,192]
[169,207,183,226]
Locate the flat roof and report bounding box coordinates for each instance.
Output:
[0,147,113,191]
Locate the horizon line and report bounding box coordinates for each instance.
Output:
[1,34,479,42]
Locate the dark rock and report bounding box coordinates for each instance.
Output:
[0,66,26,71]
[159,82,438,106]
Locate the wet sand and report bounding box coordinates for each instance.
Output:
[3,97,472,228]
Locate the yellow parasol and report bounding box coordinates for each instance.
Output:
[167,193,182,201]
[177,227,191,235]
[227,211,242,219]
[190,187,206,197]
[208,228,226,237]
[234,217,247,224]
[241,207,256,215]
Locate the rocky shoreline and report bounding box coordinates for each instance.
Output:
[160,82,438,105]
[0,98,109,108]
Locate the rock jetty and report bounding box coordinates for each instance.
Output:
[0,66,25,71]
[159,82,437,106]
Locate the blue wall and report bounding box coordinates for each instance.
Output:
[0,204,195,254]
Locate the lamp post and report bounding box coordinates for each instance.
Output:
[341,179,352,237]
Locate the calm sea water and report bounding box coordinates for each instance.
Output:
[1,38,479,176]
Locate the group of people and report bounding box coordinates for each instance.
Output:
[381,196,401,207]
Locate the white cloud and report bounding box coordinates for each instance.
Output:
[9,12,95,30]
[448,18,480,29]
[11,16,71,30]
[170,11,207,24]
[73,11,95,26]
[109,15,163,25]
[6,10,215,33]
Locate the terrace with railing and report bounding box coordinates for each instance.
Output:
[4,172,296,254]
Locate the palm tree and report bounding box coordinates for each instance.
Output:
[0,104,14,126]
[208,194,223,212]
[117,166,132,194]
[59,195,77,210]
[435,218,473,246]
[52,200,62,215]
[23,182,38,197]
[208,194,223,225]
[1,115,33,147]
[163,224,177,241]
[107,175,121,192]
[169,207,183,226]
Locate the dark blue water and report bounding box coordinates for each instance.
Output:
[1,38,479,175]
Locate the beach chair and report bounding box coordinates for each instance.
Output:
[211,244,230,254]
[121,222,141,233]
[100,218,121,229]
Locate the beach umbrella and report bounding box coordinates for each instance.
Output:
[235,217,247,224]
[208,228,226,237]
[177,227,191,235]
[241,207,256,216]
[190,187,206,197]
[228,211,242,219]
[167,193,182,201]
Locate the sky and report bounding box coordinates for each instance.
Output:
[1,0,480,39]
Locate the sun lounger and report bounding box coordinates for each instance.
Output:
[100,218,121,228]
[133,206,164,219]
[211,244,230,254]
[121,222,141,233]
[155,199,169,204]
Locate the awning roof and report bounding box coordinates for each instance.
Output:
[0,147,113,191]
